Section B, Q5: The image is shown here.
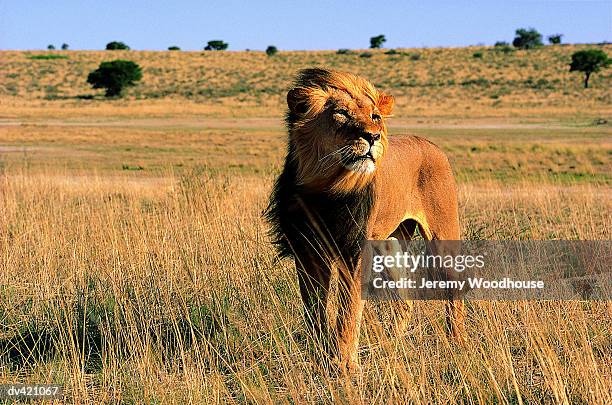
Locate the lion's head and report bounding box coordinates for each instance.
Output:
[286,68,394,194]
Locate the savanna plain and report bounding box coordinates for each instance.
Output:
[0,45,611,403]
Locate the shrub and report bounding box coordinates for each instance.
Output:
[265,46,278,56]
[548,34,563,45]
[61,43,69,50]
[369,35,386,49]
[337,48,352,55]
[384,49,399,55]
[168,46,181,51]
[360,52,373,58]
[87,59,142,97]
[494,41,509,47]
[569,49,610,88]
[204,40,228,51]
[512,28,543,49]
[461,78,490,87]
[409,53,421,61]
[27,54,68,60]
[106,41,130,50]
[473,51,483,58]
[47,45,55,50]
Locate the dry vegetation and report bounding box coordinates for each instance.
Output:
[0,45,611,403]
[1,44,611,119]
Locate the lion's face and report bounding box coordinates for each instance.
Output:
[286,69,394,193]
[323,90,389,175]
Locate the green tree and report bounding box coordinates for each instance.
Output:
[204,40,228,50]
[512,28,543,49]
[548,34,563,45]
[87,60,142,97]
[61,43,69,50]
[47,44,55,50]
[369,35,386,49]
[168,46,181,51]
[266,45,278,56]
[569,49,609,88]
[106,41,130,50]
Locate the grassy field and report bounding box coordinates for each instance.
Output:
[0,46,611,403]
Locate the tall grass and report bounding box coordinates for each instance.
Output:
[1,166,610,403]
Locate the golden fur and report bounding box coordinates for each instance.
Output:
[266,68,465,373]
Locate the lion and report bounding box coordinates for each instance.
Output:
[265,68,465,372]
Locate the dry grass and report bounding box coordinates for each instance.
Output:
[1,44,611,120]
[1,45,611,403]
[1,166,611,403]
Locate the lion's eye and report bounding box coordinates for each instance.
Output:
[371,113,382,122]
[334,110,350,122]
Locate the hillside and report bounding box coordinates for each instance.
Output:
[1,44,611,120]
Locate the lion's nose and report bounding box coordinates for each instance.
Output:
[363,132,381,146]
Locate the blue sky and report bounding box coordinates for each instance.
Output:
[1,1,610,50]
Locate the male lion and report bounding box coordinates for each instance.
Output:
[266,68,465,372]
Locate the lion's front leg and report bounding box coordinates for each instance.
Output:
[296,261,333,355]
[335,263,364,373]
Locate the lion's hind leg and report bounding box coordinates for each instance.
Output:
[382,220,419,335]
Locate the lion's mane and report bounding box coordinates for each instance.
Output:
[265,68,390,261]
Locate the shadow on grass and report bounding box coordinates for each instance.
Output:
[0,294,236,374]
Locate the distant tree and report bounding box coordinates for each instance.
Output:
[204,40,228,50]
[266,45,278,56]
[547,34,563,45]
[61,43,69,50]
[369,35,386,49]
[87,59,142,97]
[512,28,543,49]
[494,41,509,47]
[47,44,55,50]
[168,46,181,51]
[569,49,609,88]
[106,41,130,50]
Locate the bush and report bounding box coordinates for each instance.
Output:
[370,35,386,49]
[548,34,563,45]
[409,53,421,61]
[473,51,483,58]
[569,49,610,88]
[47,45,55,50]
[28,54,68,60]
[87,60,142,97]
[494,41,514,53]
[204,40,228,51]
[106,41,130,50]
[337,49,352,55]
[359,52,373,58]
[512,28,543,49]
[265,46,278,56]
[384,49,399,55]
[61,43,69,50]
[168,46,181,51]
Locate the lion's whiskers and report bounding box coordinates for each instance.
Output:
[318,145,354,172]
[319,145,351,163]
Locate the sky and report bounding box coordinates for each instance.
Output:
[1,1,610,51]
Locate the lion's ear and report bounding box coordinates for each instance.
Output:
[378,93,394,116]
[287,88,310,115]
